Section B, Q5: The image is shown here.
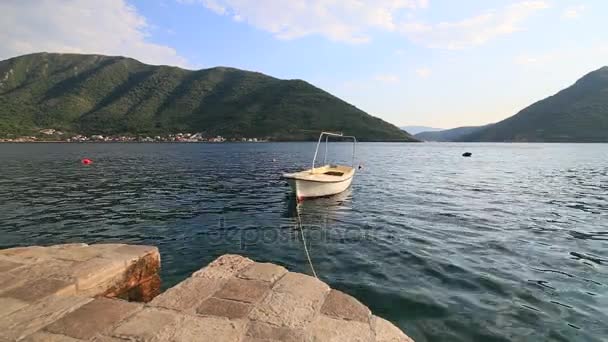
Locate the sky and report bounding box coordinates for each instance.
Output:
[1,1,607,129]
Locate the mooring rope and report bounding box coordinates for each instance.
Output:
[295,204,318,279]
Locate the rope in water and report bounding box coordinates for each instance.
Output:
[295,204,318,279]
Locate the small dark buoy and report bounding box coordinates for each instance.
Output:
[462,152,472,157]
[81,158,92,165]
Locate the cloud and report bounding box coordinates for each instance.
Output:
[561,5,586,20]
[374,73,400,83]
[415,67,431,78]
[185,0,428,44]
[0,0,189,67]
[401,1,550,49]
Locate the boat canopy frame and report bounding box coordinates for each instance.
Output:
[311,131,357,171]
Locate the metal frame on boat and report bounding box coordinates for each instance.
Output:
[283,132,357,201]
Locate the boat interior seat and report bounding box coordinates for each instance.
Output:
[323,171,344,176]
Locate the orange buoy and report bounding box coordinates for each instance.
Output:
[81,158,92,165]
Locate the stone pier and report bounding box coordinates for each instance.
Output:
[0,244,413,341]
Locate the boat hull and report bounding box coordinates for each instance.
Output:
[286,175,354,201]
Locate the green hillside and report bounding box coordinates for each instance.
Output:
[461,67,608,142]
[0,53,415,141]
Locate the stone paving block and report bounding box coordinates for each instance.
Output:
[0,273,25,294]
[0,259,24,273]
[238,262,288,284]
[1,278,75,303]
[44,297,142,340]
[171,315,246,342]
[244,321,310,342]
[113,245,159,264]
[22,331,84,342]
[149,275,225,312]
[308,315,374,342]
[372,316,414,342]
[0,246,48,261]
[111,307,179,341]
[321,289,371,323]
[91,336,124,342]
[193,254,254,280]
[8,259,76,283]
[0,295,91,341]
[197,297,253,319]
[272,272,330,301]
[249,290,321,329]
[214,277,270,304]
[71,257,126,294]
[53,247,101,262]
[0,297,28,318]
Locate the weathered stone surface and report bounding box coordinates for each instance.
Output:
[101,251,161,302]
[272,272,330,300]
[22,331,84,342]
[113,244,158,261]
[0,273,24,294]
[372,316,414,342]
[0,297,28,318]
[124,273,162,302]
[171,315,246,342]
[0,295,91,341]
[321,290,371,323]
[112,308,179,341]
[47,244,101,262]
[244,321,309,342]
[1,278,75,303]
[8,259,76,283]
[249,272,330,328]
[308,315,374,342]
[214,278,270,304]
[44,297,141,340]
[249,290,321,329]
[91,336,124,342]
[71,257,126,293]
[0,247,414,342]
[150,275,224,312]
[0,259,24,273]
[197,297,253,319]
[193,254,254,279]
[238,262,288,284]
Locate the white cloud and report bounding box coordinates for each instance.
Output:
[401,1,550,49]
[374,73,400,83]
[185,0,428,44]
[562,5,586,20]
[0,0,189,67]
[415,67,431,78]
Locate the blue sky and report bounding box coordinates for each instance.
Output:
[1,1,607,128]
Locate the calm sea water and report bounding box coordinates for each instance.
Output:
[0,142,606,342]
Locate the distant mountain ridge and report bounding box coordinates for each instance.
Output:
[0,52,416,141]
[415,125,488,142]
[460,66,608,142]
[401,125,444,135]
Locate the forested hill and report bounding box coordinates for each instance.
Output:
[460,66,608,142]
[0,53,416,141]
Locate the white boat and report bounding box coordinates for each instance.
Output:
[283,132,357,201]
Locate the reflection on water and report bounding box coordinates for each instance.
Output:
[0,142,607,342]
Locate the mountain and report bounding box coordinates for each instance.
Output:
[461,67,608,142]
[415,125,489,142]
[400,125,444,135]
[0,53,415,141]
